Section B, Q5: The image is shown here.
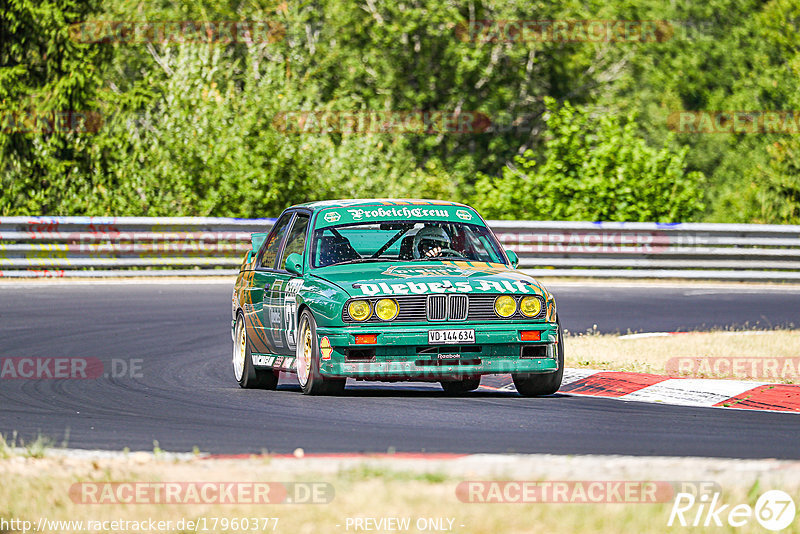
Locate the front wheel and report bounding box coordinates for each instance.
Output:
[512,315,565,397]
[296,310,346,396]
[440,377,481,395]
[233,313,279,389]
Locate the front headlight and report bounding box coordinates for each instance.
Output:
[375,298,398,321]
[494,295,517,317]
[348,300,372,321]
[519,296,543,317]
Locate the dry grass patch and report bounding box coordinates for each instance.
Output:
[565,329,800,382]
[2,454,799,534]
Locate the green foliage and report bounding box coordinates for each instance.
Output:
[1,0,799,221]
[0,0,109,214]
[720,139,800,224]
[0,432,15,459]
[473,100,706,221]
[23,434,54,459]
[757,140,800,223]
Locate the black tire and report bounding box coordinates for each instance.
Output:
[296,310,346,396]
[233,313,279,390]
[512,315,565,397]
[440,377,481,395]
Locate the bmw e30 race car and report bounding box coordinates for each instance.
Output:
[231,199,563,396]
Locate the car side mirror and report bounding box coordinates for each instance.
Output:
[285,252,304,276]
[505,249,519,268]
[249,232,269,262]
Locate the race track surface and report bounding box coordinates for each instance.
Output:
[0,281,798,458]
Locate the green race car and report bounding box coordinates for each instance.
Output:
[231,199,563,396]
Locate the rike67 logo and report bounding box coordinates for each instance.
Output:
[668,490,796,531]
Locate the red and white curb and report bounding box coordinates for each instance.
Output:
[480,370,800,413]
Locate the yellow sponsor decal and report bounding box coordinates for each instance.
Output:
[320,336,333,360]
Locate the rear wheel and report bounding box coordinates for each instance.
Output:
[296,310,346,396]
[440,377,481,395]
[233,313,279,389]
[512,315,565,397]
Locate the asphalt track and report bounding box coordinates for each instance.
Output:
[0,281,798,458]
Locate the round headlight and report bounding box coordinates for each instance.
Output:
[348,300,372,321]
[494,295,517,317]
[375,298,398,321]
[520,296,542,317]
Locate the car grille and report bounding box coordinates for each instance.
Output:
[449,294,468,320]
[427,294,447,321]
[343,294,545,323]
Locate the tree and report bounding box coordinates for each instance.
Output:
[472,99,706,221]
[0,0,109,214]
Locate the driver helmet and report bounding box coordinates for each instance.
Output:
[412,226,450,259]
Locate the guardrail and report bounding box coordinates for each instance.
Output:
[491,220,800,281]
[1,217,799,280]
[0,216,274,278]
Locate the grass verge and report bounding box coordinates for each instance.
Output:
[565,329,800,383]
[1,454,799,534]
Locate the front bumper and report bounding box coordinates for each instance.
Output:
[317,322,559,380]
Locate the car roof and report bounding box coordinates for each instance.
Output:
[293,199,470,211]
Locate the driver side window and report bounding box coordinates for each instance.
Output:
[278,214,309,270]
[257,213,293,269]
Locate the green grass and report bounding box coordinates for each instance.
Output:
[0,431,15,459]
[2,454,799,534]
[0,431,59,459]
[339,464,450,483]
[22,434,54,459]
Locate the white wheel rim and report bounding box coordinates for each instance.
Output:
[233,317,246,381]
[296,319,312,387]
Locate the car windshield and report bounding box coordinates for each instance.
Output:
[311,220,507,268]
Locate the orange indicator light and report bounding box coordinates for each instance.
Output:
[521,331,541,341]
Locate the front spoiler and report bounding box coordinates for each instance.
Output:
[316,322,559,379]
[322,357,558,380]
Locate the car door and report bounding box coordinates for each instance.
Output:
[247,211,294,355]
[267,212,310,356]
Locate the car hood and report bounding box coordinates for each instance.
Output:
[311,260,553,301]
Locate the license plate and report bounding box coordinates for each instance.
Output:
[428,329,475,344]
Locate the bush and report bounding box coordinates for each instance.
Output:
[472,99,707,221]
